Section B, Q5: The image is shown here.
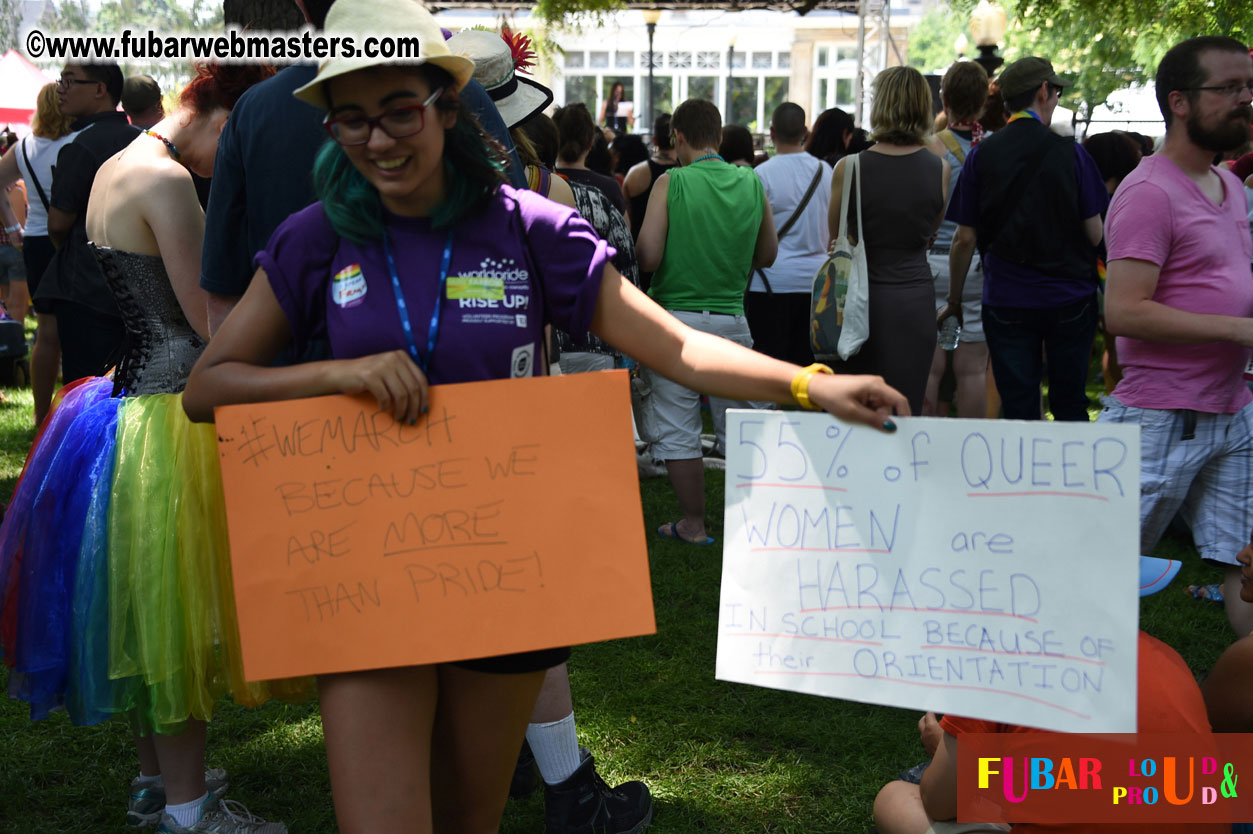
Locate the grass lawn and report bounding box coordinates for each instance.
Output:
[0,362,1238,833]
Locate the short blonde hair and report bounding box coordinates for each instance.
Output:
[31,83,74,139]
[869,66,934,146]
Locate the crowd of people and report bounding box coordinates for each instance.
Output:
[0,0,1250,830]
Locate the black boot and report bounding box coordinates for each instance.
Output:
[544,747,653,834]
[510,740,541,799]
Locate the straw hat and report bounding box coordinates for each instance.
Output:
[445,29,553,128]
[294,0,475,110]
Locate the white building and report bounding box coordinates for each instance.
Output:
[432,3,926,134]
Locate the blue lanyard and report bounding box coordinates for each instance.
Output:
[382,225,454,375]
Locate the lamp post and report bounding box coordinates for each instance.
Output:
[969,0,1006,76]
[642,8,662,132]
[726,35,736,123]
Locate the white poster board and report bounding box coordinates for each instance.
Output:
[716,413,1141,733]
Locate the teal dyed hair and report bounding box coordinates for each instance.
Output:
[312,64,507,243]
[312,140,383,243]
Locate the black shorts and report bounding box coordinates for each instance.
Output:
[452,646,570,674]
[22,235,55,314]
[53,300,125,381]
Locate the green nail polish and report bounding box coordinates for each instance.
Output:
[882,419,897,432]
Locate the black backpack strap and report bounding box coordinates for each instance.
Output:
[20,137,51,214]
[752,160,825,295]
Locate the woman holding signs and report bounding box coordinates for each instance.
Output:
[181,1,908,830]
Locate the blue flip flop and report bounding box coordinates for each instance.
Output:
[657,522,715,546]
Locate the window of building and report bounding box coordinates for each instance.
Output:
[729,77,758,129]
[616,51,635,69]
[590,51,609,69]
[564,51,585,69]
[564,75,598,110]
[697,51,720,69]
[688,75,717,103]
[835,78,855,107]
[763,77,789,123]
[668,52,691,69]
[778,51,791,69]
[751,51,772,69]
[647,76,674,123]
[813,43,859,117]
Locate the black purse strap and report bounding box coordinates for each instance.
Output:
[20,136,51,214]
[513,194,552,374]
[752,160,825,294]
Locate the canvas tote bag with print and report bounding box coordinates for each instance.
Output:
[809,152,869,361]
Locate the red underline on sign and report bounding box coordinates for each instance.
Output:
[722,632,883,647]
[750,547,892,555]
[735,482,849,492]
[748,672,1092,719]
[796,606,1038,624]
[967,491,1109,502]
[920,645,1105,666]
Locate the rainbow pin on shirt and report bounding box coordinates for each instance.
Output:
[332,264,368,309]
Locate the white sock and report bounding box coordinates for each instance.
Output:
[526,712,582,785]
[134,772,161,787]
[165,793,208,828]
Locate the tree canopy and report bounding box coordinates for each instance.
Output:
[909,0,1252,121]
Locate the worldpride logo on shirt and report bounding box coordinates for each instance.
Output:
[451,257,530,311]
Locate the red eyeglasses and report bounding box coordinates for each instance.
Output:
[323,87,444,146]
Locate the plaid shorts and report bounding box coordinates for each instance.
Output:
[1097,395,1253,565]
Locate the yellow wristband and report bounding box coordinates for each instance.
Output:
[791,363,833,410]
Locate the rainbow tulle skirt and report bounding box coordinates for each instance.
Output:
[0,378,313,734]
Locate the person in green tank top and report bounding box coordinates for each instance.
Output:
[636,98,778,545]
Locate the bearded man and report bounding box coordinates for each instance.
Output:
[1101,36,1253,637]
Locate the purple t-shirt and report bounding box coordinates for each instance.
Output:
[1105,155,1253,413]
[946,138,1108,308]
[258,185,614,384]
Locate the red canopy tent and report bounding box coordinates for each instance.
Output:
[0,49,56,127]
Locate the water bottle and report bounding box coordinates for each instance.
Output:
[938,315,961,351]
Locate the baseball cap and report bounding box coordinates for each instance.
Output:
[997,56,1071,99]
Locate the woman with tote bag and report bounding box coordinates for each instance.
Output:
[827,67,950,415]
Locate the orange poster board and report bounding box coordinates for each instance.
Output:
[215,371,655,681]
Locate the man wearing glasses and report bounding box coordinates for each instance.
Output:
[38,62,137,382]
[1101,37,1253,639]
[943,56,1108,422]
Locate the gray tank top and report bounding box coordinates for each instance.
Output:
[855,148,944,285]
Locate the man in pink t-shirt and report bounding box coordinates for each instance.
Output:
[1100,36,1253,636]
